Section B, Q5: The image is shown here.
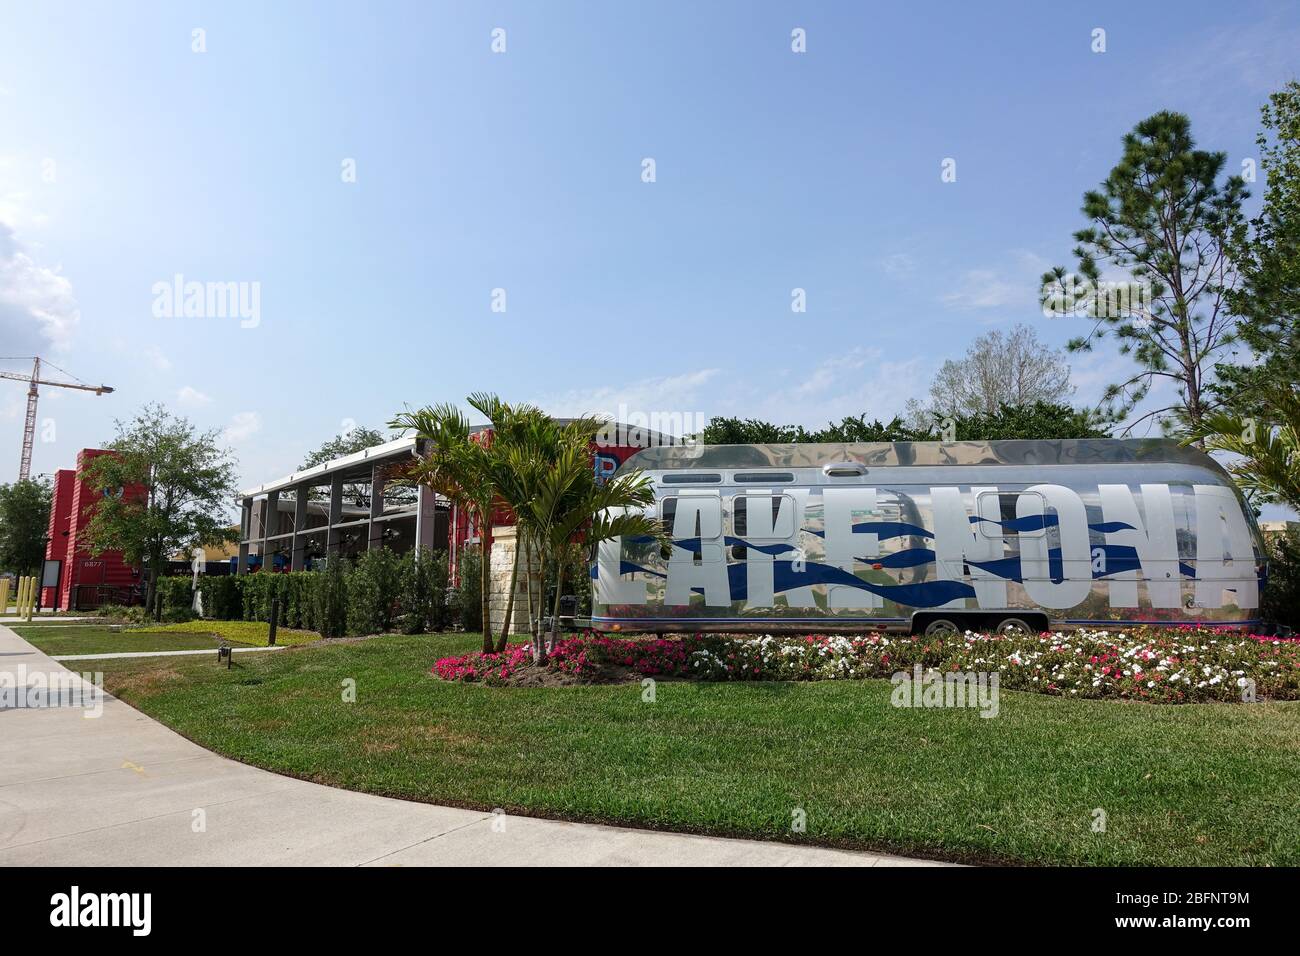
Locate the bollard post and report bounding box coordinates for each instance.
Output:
[25,576,35,621]
[0,577,9,616]
[268,596,279,647]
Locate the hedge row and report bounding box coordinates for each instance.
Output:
[191,547,471,637]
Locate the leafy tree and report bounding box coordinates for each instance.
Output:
[1218,81,1300,419]
[1262,529,1300,632]
[78,404,239,619]
[809,415,933,443]
[925,402,1113,441]
[299,424,412,506]
[0,477,52,576]
[905,324,1073,423]
[300,424,388,468]
[702,415,930,444]
[701,418,810,444]
[1041,111,1248,437]
[701,402,1109,445]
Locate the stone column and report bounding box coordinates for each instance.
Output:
[237,497,252,574]
[367,464,386,550]
[262,490,279,570]
[325,474,344,558]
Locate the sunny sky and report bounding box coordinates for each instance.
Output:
[1,0,1297,502]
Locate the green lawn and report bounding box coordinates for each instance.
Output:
[13,624,224,656]
[134,619,322,647]
[86,633,1300,866]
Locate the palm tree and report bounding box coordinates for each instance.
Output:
[1186,389,1300,512]
[466,393,555,651]
[508,421,661,661]
[389,403,499,653]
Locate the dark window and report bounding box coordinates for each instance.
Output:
[733,472,794,483]
[662,473,722,484]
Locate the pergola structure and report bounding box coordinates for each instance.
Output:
[235,436,447,573]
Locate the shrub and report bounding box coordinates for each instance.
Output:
[1264,530,1300,633]
[347,547,404,635]
[199,575,243,620]
[155,576,196,622]
[97,603,147,624]
[315,557,348,638]
[454,546,483,632]
[398,548,452,634]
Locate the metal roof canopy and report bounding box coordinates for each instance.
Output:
[620,438,1224,471]
[239,436,424,499]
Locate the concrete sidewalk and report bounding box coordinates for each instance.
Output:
[0,624,946,867]
[53,645,286,662]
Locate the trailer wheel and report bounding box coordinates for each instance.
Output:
[923,618,961,637]
[995,617,1034,636]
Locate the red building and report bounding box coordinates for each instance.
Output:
[42,449,144,610]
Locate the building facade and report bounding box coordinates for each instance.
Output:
[42,449,145,610]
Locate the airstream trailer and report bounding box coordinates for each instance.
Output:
[590,439,1267,636]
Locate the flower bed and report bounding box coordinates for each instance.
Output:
[433,628,1300,703]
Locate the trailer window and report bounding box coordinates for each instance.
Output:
[661,473,721,484]
[733,495,795,537]
[732,472,794,483]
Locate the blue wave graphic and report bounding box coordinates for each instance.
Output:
[1089,520,1138,533]
[970,514,1058,533]
[857,547,936,569]
[670,536,801,556]
[721,560,975,607]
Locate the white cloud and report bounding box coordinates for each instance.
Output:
[144,346,172,371]
[879,253,917,277]
[177,385,212,406]
[941,250,1052,312]
[790,347,878,398]
[941,269,1028,310]
[532,368,721,423]
[0,219,80,352]
[222,411,262,443]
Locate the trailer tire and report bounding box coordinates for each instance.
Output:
[923,618,961,637]
[995,617,1035,636]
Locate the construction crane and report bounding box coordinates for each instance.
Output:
[1,357,114,481]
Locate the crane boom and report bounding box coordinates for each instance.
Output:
[1,357,114,481]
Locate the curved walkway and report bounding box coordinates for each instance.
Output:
[0,624,947,867]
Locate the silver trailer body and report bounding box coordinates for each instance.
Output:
[590,439,1266,634]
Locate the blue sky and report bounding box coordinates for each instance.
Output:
[1,0,1297,504]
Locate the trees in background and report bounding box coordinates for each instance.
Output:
[78,404,238,619]
[702,401,1110,445]
[1218,80,1300,417]
[1188,82,1300,515]
[299,423,414,507]
[1041,111,1248,437]
[905,324,1073,424]
[0,477,52,577]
